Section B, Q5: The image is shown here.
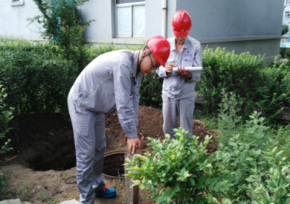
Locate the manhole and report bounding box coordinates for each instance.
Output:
[103,150,125,180]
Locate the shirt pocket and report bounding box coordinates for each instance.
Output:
[182,57,193,67]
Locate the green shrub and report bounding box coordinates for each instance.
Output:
[255,59,290,124]
[246,146,289,204]
[280,47,287,58]
[282,24,289,36]
[0,82,14,155]
[210,91,289,203]
[139,73,163,109]
[284,48,290,58]
[0,82,14,200]
[0,43,77,114]
[198,47,289,124]
[274,124,290,160]
[125,128,229,204]
[198,47,264,118]
[0,38,114,115]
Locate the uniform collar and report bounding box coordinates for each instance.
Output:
[171,37,189,51]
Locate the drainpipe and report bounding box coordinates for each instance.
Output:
[162,0,167,37]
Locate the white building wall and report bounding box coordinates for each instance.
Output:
[0,0,43,40]
[0,0,284,62]
[283,0,290,28]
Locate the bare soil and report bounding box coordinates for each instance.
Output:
[1,106,217,204]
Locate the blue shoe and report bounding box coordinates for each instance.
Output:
[95,185,116,198]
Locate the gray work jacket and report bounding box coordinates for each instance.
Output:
[70,50,142,138]
[156,36,202,99]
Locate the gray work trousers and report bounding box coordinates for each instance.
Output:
[68,91,106,204]
[162,95,195,139]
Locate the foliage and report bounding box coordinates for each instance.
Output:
[198,47,289,125]
[0,83,14,156]
[284,48,290,58]
[126,91,290,203]
[198,47,264,118]
[0,38,114,115]
[274,124,290,160]
[246,146,290,204]
[1,38,289,124]
[29,0,93,62]
[210,91,290,203]
[282,24,289,36]
[139,72,163,109]
[255,59,290,124]
[0,82,14,200]
[125,128,228,204]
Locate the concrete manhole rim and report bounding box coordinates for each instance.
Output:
[103,150,125,180]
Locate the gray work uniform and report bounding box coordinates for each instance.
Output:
[156,36,202,139]
[67,50,142,204]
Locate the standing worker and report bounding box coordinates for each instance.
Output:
[156,10,202,139]
[67,36,170,204]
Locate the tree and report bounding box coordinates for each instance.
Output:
[29,0,93,60]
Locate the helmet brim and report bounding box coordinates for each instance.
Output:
[173,30,190,37]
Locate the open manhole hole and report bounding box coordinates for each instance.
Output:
[103,150,125,180]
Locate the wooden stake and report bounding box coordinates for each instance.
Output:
[125,147,139,204]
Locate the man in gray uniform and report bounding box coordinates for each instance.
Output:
[67,35,170,204]
[157,10,202,139]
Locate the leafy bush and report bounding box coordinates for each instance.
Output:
[0,42,77,114]
[0,82,14,156]
[0,82,14,199]
[139,73,163,109]
[198,47,264,118]
[280,47,287,58]
[198,47,289,125]
[255,59,290,124]
[246,146,289,204]
[210,91,290,203]
[125,128,228,204]
[1,39,289,124]
[126,91,290,203]
[282,24,289,36]
[0,38,114,115]
[284,48,290,59]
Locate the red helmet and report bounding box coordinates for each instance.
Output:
[146,35,170,67]
[172,10,192,37]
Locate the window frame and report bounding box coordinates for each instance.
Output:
[11,0,24,6]
[115,1,145,38]
[285,11,290,20]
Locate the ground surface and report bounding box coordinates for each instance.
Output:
[1,106,217,204]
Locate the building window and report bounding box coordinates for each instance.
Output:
[115,0,145,38]
[285,11,290,20]
[286,0,290,5]
[11,0,24,6]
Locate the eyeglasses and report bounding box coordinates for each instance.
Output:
[148,51,159,70]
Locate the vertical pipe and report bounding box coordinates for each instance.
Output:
[162,0,167,37]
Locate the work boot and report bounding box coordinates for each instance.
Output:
[95,185,116,198]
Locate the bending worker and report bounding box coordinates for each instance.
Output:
[67,35,170,204]
[157,10,202,139]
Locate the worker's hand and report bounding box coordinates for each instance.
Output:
[177,66,192,79]
[165,63,175,74]
[124,136,141,155]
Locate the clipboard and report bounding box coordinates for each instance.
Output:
[172,67,203,76]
